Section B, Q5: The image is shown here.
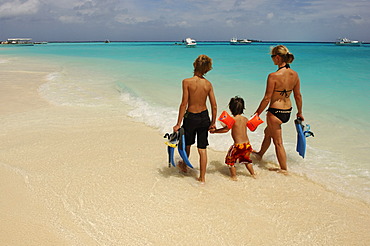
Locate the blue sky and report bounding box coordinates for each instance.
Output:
[0,0,369,42]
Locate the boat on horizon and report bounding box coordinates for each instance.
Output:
[230,37,252,45]
[184,38,196,47]
[34,41,48,45]
[335,38,362,46]
[1,38,34,46]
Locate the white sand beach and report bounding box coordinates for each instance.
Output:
[1,56,370,245]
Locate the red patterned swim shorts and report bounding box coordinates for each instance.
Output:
[225,142,253,166]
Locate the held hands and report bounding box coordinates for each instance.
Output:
[209,124,216,134]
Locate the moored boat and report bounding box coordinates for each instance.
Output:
[335,38,362,46]
[230,37,252,45]
[184,38,196,47]
[1,38,34,46]
[34,41,48,45]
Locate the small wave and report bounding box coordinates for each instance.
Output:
[45,72,61,81]
[39,72,116,107]
[0,59,9,64]
[119,88,177,134]
[117,81,266,152]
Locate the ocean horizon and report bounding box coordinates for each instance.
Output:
[2,39,370,44]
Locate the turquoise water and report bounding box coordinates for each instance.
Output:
[1,42,370,203]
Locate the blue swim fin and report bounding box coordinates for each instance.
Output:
[295,118,306,158]
[178,128,193,168]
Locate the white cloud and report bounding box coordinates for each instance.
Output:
[166,20,190,28]
[289,0,370,23]
[0,0,369,41]
[233,0,270,11]
[59,15,84,24]
[114,14,150,25]
[0,0,40,18]
[349,15,364,24]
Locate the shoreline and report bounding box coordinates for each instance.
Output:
[2,40,370,44]
[1,55,369,245]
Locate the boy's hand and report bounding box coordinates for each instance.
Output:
[173,125,181,132]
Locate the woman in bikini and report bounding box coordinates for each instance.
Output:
[253,45,304,172]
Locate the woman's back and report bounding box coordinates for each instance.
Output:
[269,67,299,109]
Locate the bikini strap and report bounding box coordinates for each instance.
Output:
[275,89,292,97]
[277,64,290,71]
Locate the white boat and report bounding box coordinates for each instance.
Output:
[185,38,196,47]
[1,38,34,46]
[335,38,362,46]
[230,37,252,45]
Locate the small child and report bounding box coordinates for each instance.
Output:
[210,96,256,180]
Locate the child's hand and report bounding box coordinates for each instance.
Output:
[209,128,216,134]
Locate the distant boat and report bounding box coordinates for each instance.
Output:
[184,38,196,47]
[104,40,110,43]
[230,37,252,45]
[34,41,48,45]
[1,38,34,46]
[335,38,362,46]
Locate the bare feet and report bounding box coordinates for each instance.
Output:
[178,161,188,173]
[230,176,238,181]
[251,174,257,179]
[268,168,289,175]
[197,177,205,184]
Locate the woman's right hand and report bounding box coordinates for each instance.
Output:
[296,113,304,121]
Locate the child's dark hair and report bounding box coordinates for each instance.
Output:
[229,96,245,116]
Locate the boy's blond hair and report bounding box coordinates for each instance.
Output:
[193,54,212,76]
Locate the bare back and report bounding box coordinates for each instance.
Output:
[231,115,249,144]
[269,68,299,109]
[184,76,213,113]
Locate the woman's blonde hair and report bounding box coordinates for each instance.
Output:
[271,45,295,64]
[193,54,212,76]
